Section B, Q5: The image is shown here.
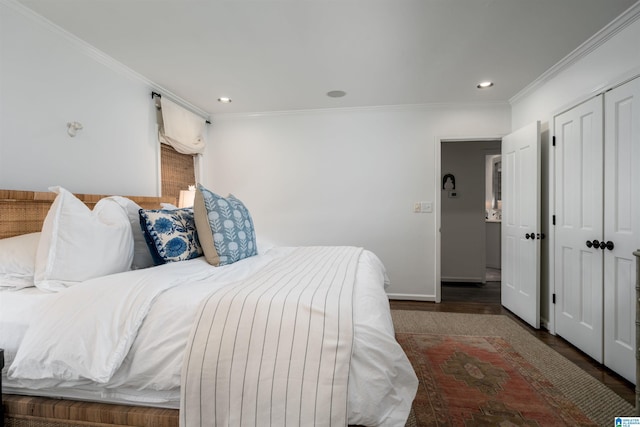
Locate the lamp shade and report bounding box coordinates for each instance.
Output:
[178,189,196,208]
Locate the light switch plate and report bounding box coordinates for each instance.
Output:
[414,201,433,213]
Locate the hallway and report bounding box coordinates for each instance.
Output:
[441,267,501,303]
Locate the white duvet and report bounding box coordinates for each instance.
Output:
[1,247,417,426]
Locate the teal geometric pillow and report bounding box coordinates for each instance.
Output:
[193,184,257,266]
[138,208,203,265]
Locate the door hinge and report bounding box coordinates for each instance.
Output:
[552,294,556,304]
[552,136,556,147]
[552,215,556,225]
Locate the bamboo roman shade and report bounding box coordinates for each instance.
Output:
[161,144,195,203]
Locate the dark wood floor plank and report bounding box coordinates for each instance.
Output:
[390,283,635,406]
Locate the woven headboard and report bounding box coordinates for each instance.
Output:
[0,189,175,239]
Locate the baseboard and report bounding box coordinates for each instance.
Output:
[441,276,485,283]
[540,316,550,332]
[386,293,437,302]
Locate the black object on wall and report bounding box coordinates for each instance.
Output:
[442,173,456,190]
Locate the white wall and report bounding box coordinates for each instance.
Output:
[0,2,159,196]
[511,8,640,328]
[204,105,510,299]
[0,0,514,301]
[512,14,640,129]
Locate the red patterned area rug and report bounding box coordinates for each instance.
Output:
[392,311,633,426]
[397,332,597,426]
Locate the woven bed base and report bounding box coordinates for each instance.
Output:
[6,416,111,427]
[3,395,178,427]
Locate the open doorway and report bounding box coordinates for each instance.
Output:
[439,139,501,303]
[484,152,502,284]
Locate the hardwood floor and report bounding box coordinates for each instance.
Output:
[390,281,636,406]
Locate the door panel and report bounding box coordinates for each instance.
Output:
[603,77,640,383]
[501,121,540,329]
[503,150,517,297]
[554,96,604,362]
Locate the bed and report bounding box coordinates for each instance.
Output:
[0,188,418,427]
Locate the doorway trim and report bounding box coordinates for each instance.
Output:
[435,135,505,304]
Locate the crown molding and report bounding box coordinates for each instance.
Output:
[510,1,640,105]
[211,101,510,120]
[1,0,210,120]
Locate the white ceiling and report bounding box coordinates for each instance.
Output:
[17,0,638,115]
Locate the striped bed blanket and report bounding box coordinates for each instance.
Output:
[180,246,362,427]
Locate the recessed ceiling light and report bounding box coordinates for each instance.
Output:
[327,90,347,98]
[477,81,494,89]
[218,97,232,103]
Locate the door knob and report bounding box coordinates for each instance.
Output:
[586,240,593,248]
[604,241,614,250]
[592,240,600,248]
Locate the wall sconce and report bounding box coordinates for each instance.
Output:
[178,185,196,208]
[66,121,83,137]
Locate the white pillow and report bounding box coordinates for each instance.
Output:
[34,187,134,292]
[0,232,40,289]
[105,196,155,270]
[160,202,179,210]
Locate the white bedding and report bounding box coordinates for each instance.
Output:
[182,246,361,427]
[1,247,418,426]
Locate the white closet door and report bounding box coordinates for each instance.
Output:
[502,121,541,329]
[604,77,640,383]
[554,96,604,362]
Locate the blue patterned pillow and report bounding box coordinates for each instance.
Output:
[139,208,203,265]
[193,185,257,266]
